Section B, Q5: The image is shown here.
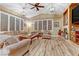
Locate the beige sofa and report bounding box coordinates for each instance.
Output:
[0,35,31,56]
[42,34,51,39]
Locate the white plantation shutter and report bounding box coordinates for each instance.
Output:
[10,16,15,31]
[21,20,23,30]
[16,18,20,31]
[43,20,47,30]
[48,20,52,30]
[1,13,8,31]
[34,21,38,30]
[39,21,42,30]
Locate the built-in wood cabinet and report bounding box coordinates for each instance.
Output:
[70,4,79,44]
[63,3,79,44]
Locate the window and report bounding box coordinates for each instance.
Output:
[48,20,52,30]
[34,21,38,30]
[21,20,23,30]
[43,20,47,30]
[54,22,59,27]
[1,13,8,31]
[10,16,15,31]
[39,21,42,30]
[16,18,20,31]
[0,12,24,32]
[34,20,52,31]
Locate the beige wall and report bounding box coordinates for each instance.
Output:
[52,17,63,37]
[23,13,63,35]
[23,20,34,34]
[29,17,63,37]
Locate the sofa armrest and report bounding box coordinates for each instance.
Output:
[6,39,31,50]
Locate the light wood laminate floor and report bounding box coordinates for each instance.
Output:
[25,37,79,56]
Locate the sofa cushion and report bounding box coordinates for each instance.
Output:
[42,34,51,39]
[4,37,19,47]
[6,39,31,50]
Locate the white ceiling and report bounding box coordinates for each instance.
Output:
[0,3,70,18]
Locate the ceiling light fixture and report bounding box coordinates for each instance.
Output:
[50,8,54,12]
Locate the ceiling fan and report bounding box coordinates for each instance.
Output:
[29,3,44,11]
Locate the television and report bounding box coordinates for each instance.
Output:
[72,5,79,24]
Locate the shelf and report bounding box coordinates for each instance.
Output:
[73,22,79,25]
[76,34,79,36]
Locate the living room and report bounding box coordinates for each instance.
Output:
[0,3,79,56]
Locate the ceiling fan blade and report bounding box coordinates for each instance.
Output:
[36,7,39,11]
[37,6,44,8]
[31,7,35,9]
[35,3,40,6]
[29,3,35,6]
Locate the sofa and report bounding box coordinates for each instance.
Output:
[42,32,51,39]
[0,35,31,56]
